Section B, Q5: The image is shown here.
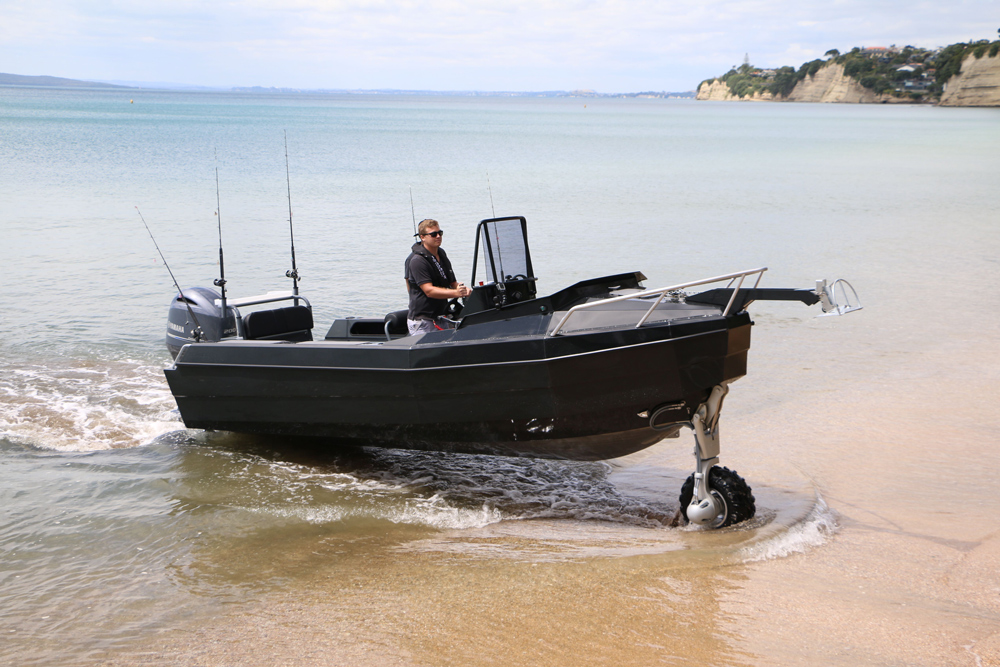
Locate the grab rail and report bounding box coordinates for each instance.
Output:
[215,291,312,310]
[214,291,313,339]
[548,267,767,337]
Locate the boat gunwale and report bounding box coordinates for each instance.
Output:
[169,314,748,373]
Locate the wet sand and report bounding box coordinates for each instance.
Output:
[723,338,1000,666]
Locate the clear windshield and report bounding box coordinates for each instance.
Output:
[479,218,530,283]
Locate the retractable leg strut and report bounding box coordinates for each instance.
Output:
[686,383,728,526]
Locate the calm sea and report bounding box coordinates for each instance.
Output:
[1,87,998,666]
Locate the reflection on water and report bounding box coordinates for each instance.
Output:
[212,435,680,526]
[0,441,202,664]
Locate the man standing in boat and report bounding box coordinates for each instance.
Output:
[405,219,470,335]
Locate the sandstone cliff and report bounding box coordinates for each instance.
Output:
[939,52,1000,106]
[697,62,910,103]
[696,79,774,101]
[697,48,1000,106]
[783,63,881,102]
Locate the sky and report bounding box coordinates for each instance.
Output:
[1,1,997,92]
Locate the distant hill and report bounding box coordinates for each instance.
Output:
[230,86,696,99]
[0,72,693,98]
[0,73,134,89]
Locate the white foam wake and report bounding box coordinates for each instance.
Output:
[0,358,180,451]
[218,450,675,533]
[226,456,507,530]
[739,496,838,562]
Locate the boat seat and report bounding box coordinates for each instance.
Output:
[384,310,408,339]
[243,305,314,341]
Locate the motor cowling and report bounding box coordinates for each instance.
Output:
[166,287,238,359]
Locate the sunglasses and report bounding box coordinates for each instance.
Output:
[421,230,444,238]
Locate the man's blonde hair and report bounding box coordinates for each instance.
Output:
[417,219,439,236]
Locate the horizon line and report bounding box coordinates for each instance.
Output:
[0,72,697,97]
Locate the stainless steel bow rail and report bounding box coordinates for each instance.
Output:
[549,267,769,337]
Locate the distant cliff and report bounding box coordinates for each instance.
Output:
[697,42,1000,107]
[698,63,896,103]
[939,52,1000,106]
[697,79,773,102]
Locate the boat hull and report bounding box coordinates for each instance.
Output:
[164,315,751,460]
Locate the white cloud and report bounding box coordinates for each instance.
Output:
[0,0,997,90]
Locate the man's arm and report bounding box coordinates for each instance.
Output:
[419,282,469,299]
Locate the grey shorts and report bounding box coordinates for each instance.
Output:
[407,318,439,336]
[407,317,456,336]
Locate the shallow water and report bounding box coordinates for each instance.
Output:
[1,88,999,665]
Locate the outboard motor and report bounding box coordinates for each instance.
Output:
[166,287,238,359]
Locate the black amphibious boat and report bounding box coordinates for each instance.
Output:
[163,216,861,527]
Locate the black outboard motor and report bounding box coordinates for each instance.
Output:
[166,287,238,359]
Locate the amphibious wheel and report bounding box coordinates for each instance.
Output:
[679,466,756,528]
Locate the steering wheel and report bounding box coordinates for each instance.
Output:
[507,274,528,281]
[446,298,464,318]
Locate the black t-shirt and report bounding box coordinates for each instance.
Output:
[405,242,456,320]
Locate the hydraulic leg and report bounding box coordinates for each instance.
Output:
[685,383,729,526]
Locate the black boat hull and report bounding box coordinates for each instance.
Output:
[164,315,751,460]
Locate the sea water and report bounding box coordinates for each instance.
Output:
[1,87,999,665]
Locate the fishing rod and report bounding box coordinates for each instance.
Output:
[283,131,301,302]
[409,186,418,237]
[135,206,204,341]
[486,171,505,282]
[213,152,228,319]
[486,171,497,219]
